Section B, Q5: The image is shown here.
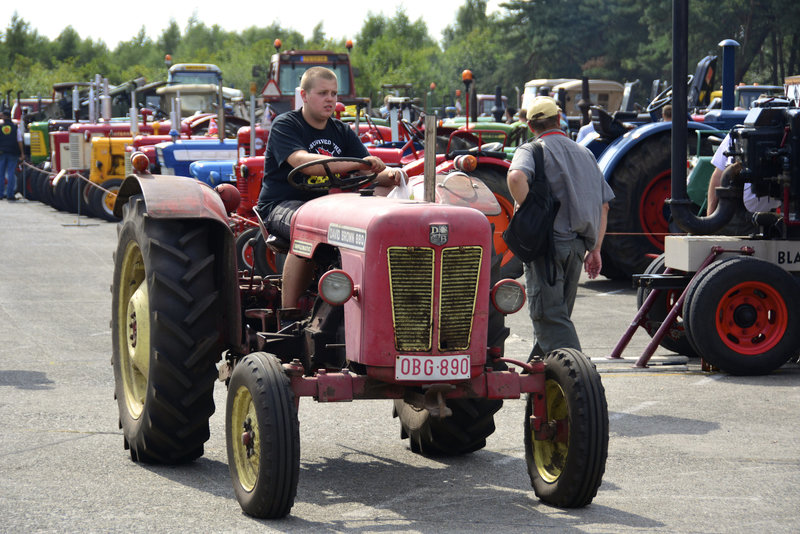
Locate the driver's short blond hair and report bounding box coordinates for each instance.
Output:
[300,67,338,92]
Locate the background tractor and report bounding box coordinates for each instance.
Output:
[110,150,609,518]
[617,0,800,375]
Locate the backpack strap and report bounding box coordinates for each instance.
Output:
[528,139,558,286]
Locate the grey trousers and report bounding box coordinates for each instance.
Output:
[524,238,586,358]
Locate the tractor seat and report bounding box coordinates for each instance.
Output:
[265,234,290,254]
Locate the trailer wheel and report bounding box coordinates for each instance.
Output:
[235,227,259,271]
[394,397,502,455]
[90,178,122,221]
[112,195,223,463]
[681,256,746,355]
[635,254,698,357]
[525,348,608,508]
[684,257,800,375]
[226,352,299,519]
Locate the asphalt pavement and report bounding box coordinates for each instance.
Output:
[1,198,798,533]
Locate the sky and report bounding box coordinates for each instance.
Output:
[10,0,503,50]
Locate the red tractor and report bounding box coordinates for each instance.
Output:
[111,153,608,518]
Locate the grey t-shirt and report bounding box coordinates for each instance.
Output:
[509,129,614,250]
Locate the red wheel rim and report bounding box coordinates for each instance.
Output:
[715,281,788,354]
[639,169,671,250]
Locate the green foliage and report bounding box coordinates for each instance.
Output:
[1,2,799,110]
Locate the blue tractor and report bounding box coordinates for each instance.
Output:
[580,41,752,278]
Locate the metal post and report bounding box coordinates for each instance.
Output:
[423,115,436,203]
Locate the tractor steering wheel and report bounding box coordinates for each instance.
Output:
[646,86,673,113]
[287,157,378,192]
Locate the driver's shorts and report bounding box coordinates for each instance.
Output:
[260,199,304,241]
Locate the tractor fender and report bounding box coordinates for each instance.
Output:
[114,173,245,353]
[114,173,229,223]
[597,120,714,180]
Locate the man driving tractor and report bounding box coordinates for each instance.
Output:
[256,66,403,313]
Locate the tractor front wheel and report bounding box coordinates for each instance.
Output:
[226,352,300,519]
[111,195,223,463]
[684,257,800,375]
[525,348,608,508]
[90,178,122,221]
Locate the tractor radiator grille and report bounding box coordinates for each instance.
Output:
[439,247,482,350]
[30,131,46,157]
[68,132,82,170]
[388,247,434,350]
[387,246,482,352]
[124,152,132,176]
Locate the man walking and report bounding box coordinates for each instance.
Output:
[0,108,24,200]
[507,96,614,357]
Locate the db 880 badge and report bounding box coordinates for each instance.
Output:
[429,224,449,246]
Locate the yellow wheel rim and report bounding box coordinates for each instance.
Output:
[231,385,260,492]
[104,189,119,212]
[533,378,569,483]
[117,240,149,419]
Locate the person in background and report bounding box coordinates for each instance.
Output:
[506,96,614,358]
[0,107,24,201]
[661,104,672,121]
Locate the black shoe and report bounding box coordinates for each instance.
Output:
[7,197,16,202]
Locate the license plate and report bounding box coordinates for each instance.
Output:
[395,355,471,381]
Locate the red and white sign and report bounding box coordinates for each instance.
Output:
[261,79,280,98]
[395,355,470,381]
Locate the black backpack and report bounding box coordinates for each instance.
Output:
[502,140,560,284]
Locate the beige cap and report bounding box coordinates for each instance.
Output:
[527,96,559,120]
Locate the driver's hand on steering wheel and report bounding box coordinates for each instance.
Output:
[363,156,386,174]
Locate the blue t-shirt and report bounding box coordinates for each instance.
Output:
[257,109,368,217]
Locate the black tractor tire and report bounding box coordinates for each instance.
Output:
[683,257,800,375]
[681,256,746,355]
[51,174,70,211]
[60,177,81,213]
[39,173,56,207]
[602,131,672,279]
[635,254,698,357]
[235,227,259,272]
[90,178,123,221]
[394,397,503,455]
[226,352,300,519]
[525,348,608,508]
[111,195,223,463]
[20,166,38,200]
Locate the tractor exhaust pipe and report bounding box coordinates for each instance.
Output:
[667,0,740,235]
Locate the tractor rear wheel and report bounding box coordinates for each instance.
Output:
[525,348,608,508]
[226,352,299,519]
[235,227,259,271]
[603,131,672,279]
[635,254,698,357]
[90,178,122,221]
[683,257,800,375]
[394,397,502,455]
[111,195,223,463]
[472,163,524,280]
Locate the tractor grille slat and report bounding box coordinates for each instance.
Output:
[388,248,434,350]
[69,132,82,170]
[439,247,482,350]
[124,152,132,176]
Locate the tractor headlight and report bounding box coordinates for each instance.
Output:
[318,269,354,306]
[491,279,525,314]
